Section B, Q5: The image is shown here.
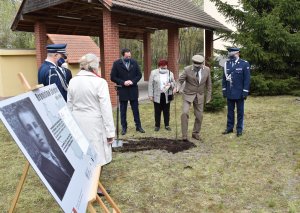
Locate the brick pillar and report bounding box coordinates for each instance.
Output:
[167,27,179,80]
[143,32,151,81]
[205,29,214,67]
[103,8,119,106]
[99,31,105,78]
[34,21,47,68]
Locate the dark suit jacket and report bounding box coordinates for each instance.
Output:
[110,59,142,101]
[40,156,74,200]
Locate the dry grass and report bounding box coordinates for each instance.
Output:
[1,96,299,213]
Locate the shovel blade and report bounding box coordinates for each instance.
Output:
[112,139,123,148]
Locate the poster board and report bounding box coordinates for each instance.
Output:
[0,84,99,213]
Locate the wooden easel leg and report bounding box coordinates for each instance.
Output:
[95,196,110,213]
[9,161,30,213]
[87,202,97,213]
[98,182,122,213]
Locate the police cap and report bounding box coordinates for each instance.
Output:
[227,47,240,52]
[192,55,204,64]
[47,44,67,57]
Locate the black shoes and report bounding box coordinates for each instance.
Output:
[182,136,188,141]
[122,127,145,134]
[222,129,243,137]
[154,126,171,131]
[136,127,145,133]
[192,133,200,141]
[165,126,171,131]
[97,189,111,197]
[222,129,233,135]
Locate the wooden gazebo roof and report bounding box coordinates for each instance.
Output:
[12,0,229,39]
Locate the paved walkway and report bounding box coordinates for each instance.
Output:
[137,76,149,102]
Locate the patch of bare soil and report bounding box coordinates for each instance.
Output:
[113,137,196,154]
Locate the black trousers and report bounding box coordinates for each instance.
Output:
[154,93,170,127]
[120,99,141,129]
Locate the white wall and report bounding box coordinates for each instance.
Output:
[204,0,239,51]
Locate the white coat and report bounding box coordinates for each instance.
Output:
[67,70,115,166]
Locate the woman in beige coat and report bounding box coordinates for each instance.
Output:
[67,53,115,195]
[148,59,176,131]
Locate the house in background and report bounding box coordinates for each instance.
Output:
[0,34,100,97]
[204,0,238,52]
[47,34,100,76]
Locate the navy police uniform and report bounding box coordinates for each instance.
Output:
[38,44,71,101]
[222,48,250,135]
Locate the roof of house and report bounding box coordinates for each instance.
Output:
[12,0,229,38]
[110,0,228,31]
[47,34,100,64]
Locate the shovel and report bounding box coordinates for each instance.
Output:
[174,91,178,141]
[112,85,123,148]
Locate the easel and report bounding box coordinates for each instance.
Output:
[8,73,121,213]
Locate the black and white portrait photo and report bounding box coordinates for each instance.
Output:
[0,97,74,200]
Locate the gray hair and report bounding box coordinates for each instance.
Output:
[79,53,99,72]
[47,52,56,57]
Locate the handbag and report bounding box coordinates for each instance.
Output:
[167,70,174,101]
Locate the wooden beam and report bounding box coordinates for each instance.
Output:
[23,14,102,28]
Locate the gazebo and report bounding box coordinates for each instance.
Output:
[12,0,228,105]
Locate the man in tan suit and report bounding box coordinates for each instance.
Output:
[177,55,212,141]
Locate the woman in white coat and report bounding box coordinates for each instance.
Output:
[67,53,115,195]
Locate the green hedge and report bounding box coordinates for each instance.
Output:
[250,74,300,96]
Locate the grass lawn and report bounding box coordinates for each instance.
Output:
[0,95,299,212]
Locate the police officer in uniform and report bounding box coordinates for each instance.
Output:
[57,56,72,90]
[222,48,250,137]
[38,44,71,101]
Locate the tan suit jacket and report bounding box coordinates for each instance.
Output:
[178,65,212,103]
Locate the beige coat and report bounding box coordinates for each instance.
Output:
[67,70,115,166]
[177,65,212,103]
[148,69,176,104]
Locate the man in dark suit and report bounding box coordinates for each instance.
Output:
[111,48,145,135]
[222,47,251,137]
[16,101,74,200]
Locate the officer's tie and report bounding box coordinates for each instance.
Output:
[231,61,235,68]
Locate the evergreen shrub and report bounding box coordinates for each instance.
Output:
[251,74,300,96]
